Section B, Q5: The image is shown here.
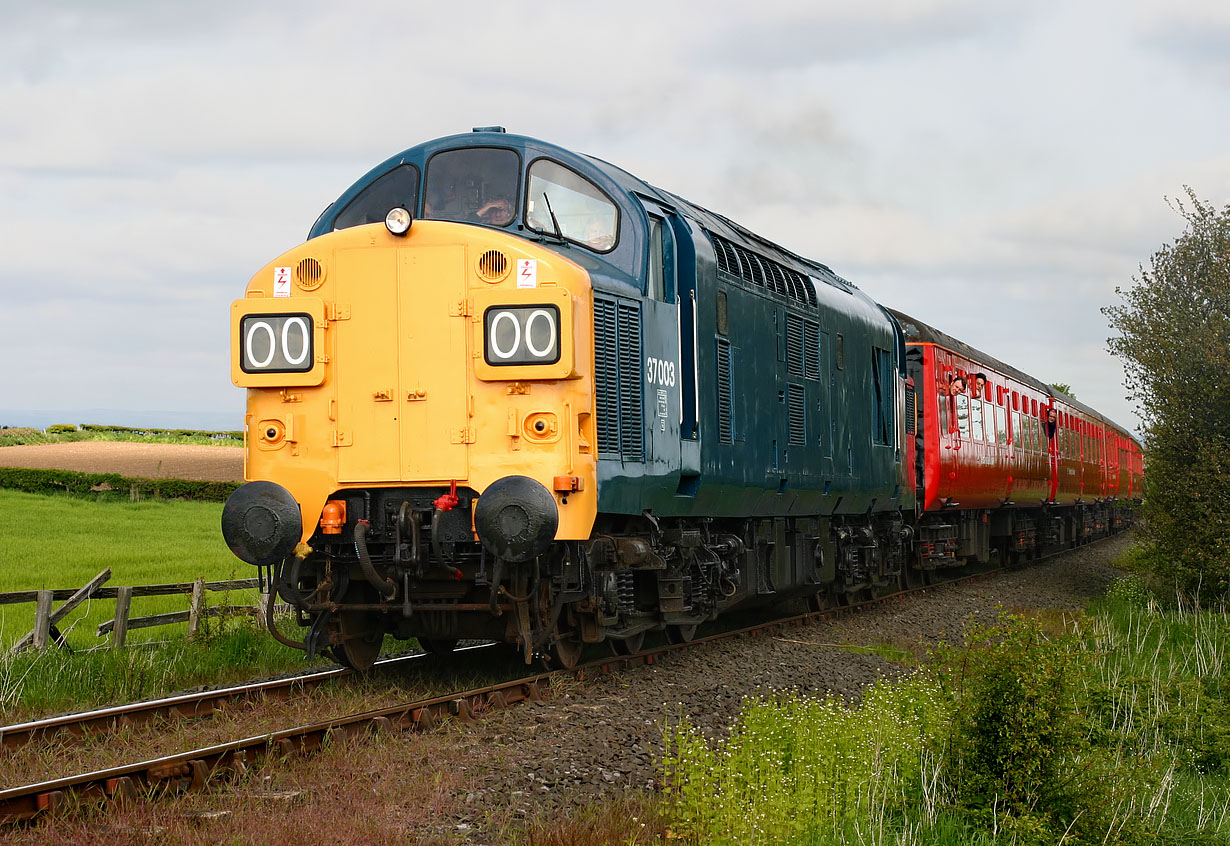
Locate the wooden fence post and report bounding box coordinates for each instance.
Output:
[112,586,133,649]
[32,591,52,650]
[9,569,113,655]
[187,579,205,637]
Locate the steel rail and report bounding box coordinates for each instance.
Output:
[0,645,492,752]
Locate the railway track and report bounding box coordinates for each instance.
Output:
[2,543,1108,826]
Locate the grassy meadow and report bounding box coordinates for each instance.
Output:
[0,489,245,648]
[0,488,326,719]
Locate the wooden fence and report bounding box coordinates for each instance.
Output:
[2,570,283,654]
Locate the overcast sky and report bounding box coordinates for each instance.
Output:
[4,0,1229,434]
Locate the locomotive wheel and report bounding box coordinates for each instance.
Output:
[806,589,833,613]
[550,621,584,669]
[610,631,645,656]
[419,638,459,656]
[331,611,383,670]
[665,624,698,644]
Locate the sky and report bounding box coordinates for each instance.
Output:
[4,0,1229,435]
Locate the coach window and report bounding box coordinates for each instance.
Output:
[334,164,420,230]
[956,393,970,439]
[424,148,520,226]
[524,159,619,252]
[970,397,984,441]
[995,405,1007,446]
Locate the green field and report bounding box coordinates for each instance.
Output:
[0,489,246,648]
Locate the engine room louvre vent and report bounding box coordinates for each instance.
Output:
[476,249,510,282]
[594,297,644,461]
[705,231,817,308]
[786,314,804,377]
[717,339,733,444]
[295,257,325,290]
[788,383,806,445]
[804,321,820,379]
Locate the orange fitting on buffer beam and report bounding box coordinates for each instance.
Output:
[553,475,583,493]
[320,500,347,534]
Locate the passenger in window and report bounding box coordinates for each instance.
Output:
[1045,407,1058,440]
[947,374,967,396]
[974,373,988,399]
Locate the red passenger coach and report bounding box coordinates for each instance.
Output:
[890,310,1142,573]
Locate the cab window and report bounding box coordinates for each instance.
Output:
[424,148,520,226]
[525,159,619,252]
[334,164,420,230]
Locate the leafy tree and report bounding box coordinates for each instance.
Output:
[1104,188,1230,593]
[1049,382,1074,397]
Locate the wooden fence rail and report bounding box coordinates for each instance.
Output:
[5,571,282,655]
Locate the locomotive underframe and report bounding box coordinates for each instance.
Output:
[266,487,1134,669]
[266,485,933,668]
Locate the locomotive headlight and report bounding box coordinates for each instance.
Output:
[484,305,560,366]
[240,313,314,373]
[385,206,412,235]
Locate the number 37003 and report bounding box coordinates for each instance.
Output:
[646,356,676,387]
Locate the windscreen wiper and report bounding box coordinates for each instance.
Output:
[541,192,564,241]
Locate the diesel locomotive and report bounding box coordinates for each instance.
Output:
[221,127,1142,669]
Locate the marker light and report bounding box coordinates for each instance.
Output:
[385,206,412,235]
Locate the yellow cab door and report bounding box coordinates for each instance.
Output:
[332,244,470,484]
[396,246,470,482]
[334,248,402,483]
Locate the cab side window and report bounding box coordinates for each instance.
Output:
[524,159,619,252]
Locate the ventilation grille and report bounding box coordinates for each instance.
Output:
[476,249,510,282]
[906,386,917,435]
[295,257,325,290]
[594,297,644,460]
[706,232,817,307]
[717,340,733,444]
[804,321,820,378]
[786,314,804,377]
[788,384,806,445]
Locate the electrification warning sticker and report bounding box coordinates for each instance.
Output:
[516,259,537,289]
[273,267,292,298]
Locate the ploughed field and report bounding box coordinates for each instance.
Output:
[0,442,244,483]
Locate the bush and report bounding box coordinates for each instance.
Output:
[46,423,78,434]
[0,467,238,502]
[934,614,1084,838]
